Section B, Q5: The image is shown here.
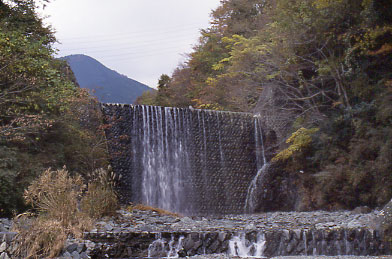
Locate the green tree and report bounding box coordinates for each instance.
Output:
[0,0,108,217]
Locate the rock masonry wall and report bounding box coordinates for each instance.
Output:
[75,209,391,258]
[84,228,389,258]
[101,104,260,215]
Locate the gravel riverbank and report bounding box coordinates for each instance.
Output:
[1,209,389,258]
[91,208,378,233]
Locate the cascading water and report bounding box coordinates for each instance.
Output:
[103,104,262,215]
[138,106,191,213]
[245,115,269,213]
[148,233,185,258]
[228,232,266,258]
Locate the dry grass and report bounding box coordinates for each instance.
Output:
[13,167,118,258]
[23,167,85,227]
[128,204,182,217]
[12,214,67,259]
[81,168,119,219]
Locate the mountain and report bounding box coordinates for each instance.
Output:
[63,54,152,104]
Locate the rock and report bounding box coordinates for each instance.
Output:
[181,217,193,224]
[0,243,6,253]
[148,240,167,257]
[62,251,72,258]
[66,243,78,253]
[347,220,362,229]
[352,206,372,214]
[71,250,80,259]
[177,248,187,257]
[245,223,255,230]
[0,252,10,259]
[104,224,113,231]
[1,233,16,244]
[77,243,87,253]
[374,198,392,236]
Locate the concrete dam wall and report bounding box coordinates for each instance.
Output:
[102,104,266,215]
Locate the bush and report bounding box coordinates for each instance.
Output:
[81,168,119,219]
[23,167,85,227]
[0,146,25,216]
[272,127,319,163]
[13,166,118,258]
[13,215,67,259]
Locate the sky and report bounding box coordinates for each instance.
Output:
[41,0,222,89]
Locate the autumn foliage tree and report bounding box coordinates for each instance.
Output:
[137,0,392,210]
[0,0,108,217]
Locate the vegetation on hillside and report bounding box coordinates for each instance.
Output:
[0,0,108,217]
[138,0,392,210]
[64,54,152,104]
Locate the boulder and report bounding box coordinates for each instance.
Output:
[374,198,392,247]
[352,206,372,214]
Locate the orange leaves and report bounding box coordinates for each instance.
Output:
[368,43,392,56]
[0,114,54,142]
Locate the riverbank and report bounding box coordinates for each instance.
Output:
[1,208,390,258]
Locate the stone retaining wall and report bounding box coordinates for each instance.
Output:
[102,104,261,215]
[82,228,389,258]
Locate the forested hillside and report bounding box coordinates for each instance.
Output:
[0,0,107,217]
[64,54,152,104]
[138,0,392,210]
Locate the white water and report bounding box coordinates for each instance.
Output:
[148,234,184,258]
[139,106,189,213]
[148,233,164,258]
[129,105,262,215]
[228,232,266,258]
[244,117,269,213]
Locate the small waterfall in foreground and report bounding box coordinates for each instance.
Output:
[148,233,185,258]
[245,116,269,213]
[228,233,266,258]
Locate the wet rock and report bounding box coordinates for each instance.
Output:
[0,243,6,254]
[65,243,78,253]
[71,251,80,259]
[181,217,193,224]
[353,206,372,214]
[148,240,167,257]
[104,224,113,231]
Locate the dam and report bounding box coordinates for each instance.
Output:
[101,104,266,215]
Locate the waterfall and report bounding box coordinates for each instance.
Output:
[228,232,266,258]
[103,104,262,215]
[148,233,184,258]
[137,106,190,213]
[245,116,269,213]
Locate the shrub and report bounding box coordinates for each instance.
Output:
[23,167,85,228]
[13,166,119,258]
[81,168,119,219]
[12,215,67,259]
[0,146,25,216]
[272,127,319,162]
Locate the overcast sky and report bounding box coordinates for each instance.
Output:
[41,0,222,88]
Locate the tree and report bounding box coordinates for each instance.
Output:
[0,0,109,217]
